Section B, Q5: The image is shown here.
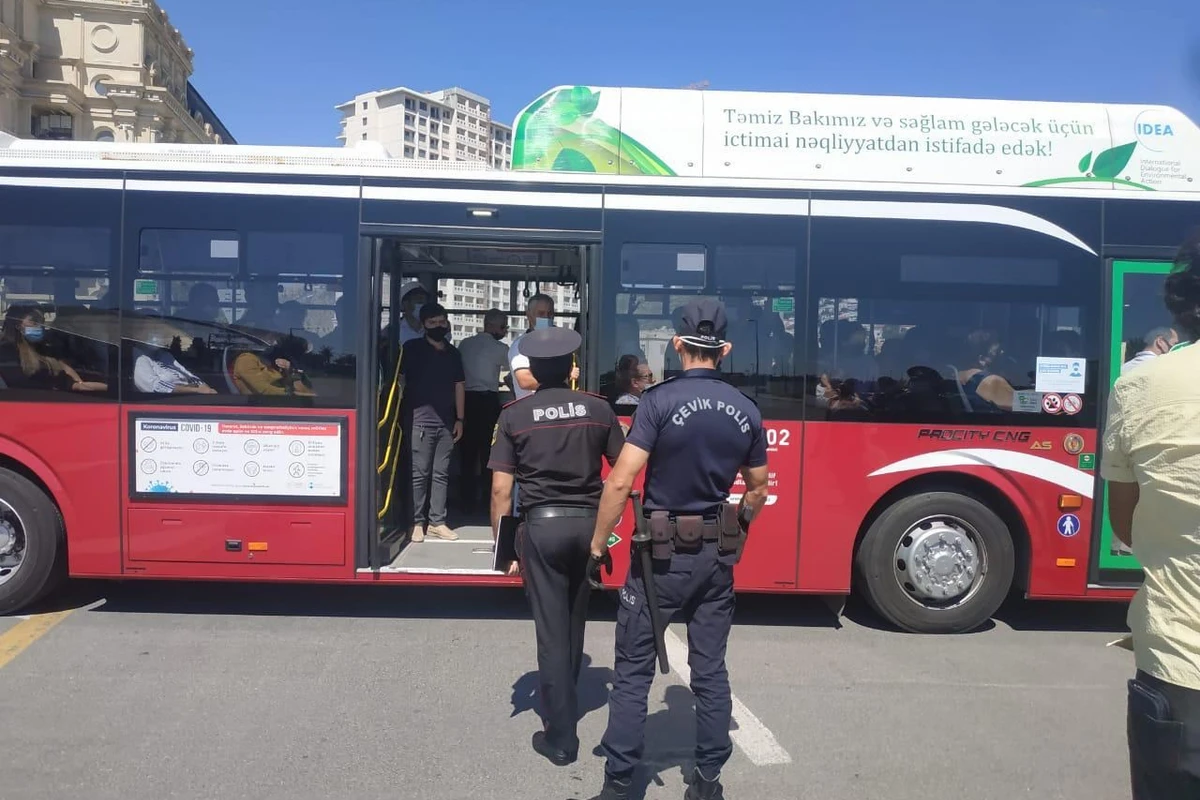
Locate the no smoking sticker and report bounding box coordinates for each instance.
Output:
[1042,393,1063,414]
[1062,394,1082,415]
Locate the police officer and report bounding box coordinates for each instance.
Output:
[586,298,770,800]
[486,325,626,767]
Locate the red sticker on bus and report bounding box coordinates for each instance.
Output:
[1042,393,1063,414]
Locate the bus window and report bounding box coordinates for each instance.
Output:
[808,197,1102,426]
[125,228,355,407]
[0,186,120,402]
[601,236,804,421]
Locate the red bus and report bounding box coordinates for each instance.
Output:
[0,85,1197,633]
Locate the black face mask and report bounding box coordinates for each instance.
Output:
[425,325,449,342]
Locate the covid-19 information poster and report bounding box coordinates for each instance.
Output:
[129,414,347,503]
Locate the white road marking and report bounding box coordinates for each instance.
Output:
[662,628,793,766]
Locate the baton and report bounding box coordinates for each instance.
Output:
[630,490,669,674]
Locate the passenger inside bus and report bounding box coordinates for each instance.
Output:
[230,335,314,397]
[132,338,217,395]
[612,354,651,406]
[0,305,107,393]
[952,330,1016,413]
[177,283,226,325]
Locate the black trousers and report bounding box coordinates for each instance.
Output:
[461,391,501,508]
[1129,670,1200,799]
[518,510,596,754]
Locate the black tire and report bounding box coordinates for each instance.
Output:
[854,490,1015,634]
[0,468,65,615]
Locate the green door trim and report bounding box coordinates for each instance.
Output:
[1096,259,1176,573]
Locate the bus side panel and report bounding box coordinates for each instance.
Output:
[0,404,123,577]
[799,422,1095,598]
[120,406,357,580]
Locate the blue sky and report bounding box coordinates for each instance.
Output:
[166,0,1200,147]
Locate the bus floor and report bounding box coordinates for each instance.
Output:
[382,508,501,575]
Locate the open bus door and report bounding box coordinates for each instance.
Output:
[1092,258,1178,587]
[360,233,598,576]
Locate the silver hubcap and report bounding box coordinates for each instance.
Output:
[0,499,26,587]
[893,515,985,607]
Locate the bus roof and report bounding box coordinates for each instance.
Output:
[509,85,1200,194]
[0,84,1196,199]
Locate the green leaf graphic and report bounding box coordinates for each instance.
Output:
[552,148,596,172]
[1092,142,1137,180]
[569,86,599,116]
[1078,152,1092,173]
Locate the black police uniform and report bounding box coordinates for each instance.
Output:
[486,325,626,765]
[598,299,768,797]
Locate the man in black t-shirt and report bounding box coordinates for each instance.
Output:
[401,303,465,542]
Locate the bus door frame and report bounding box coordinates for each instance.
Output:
[1089,246,1179,588]
[354,224,603,570]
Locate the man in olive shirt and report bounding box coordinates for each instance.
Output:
[1102,229,1200,799]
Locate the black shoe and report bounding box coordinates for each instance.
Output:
[684,768,724,800]
[590,774,632,800]
[531,731,576,766]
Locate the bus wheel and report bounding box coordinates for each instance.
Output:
[0,468,65,616]
[856,491,1014,634]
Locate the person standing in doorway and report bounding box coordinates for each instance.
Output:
[457,308,511,512]
[402,302,464,542]
[1102,229,1200,799]
[397,280,430,346]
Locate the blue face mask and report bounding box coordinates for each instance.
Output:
[534,317,552,330]
[22,325,44,343]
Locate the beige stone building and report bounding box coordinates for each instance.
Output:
[0,0,232,144]
[336,85,511,169]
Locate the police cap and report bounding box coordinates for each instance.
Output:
[517,326,582,359]
[676,298,729,348]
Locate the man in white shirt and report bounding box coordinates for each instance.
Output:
[509,293,579,401]
[132,343,216,395]
[1121,325,1179,376]
[397,280,429,346]
[457,309,511,510]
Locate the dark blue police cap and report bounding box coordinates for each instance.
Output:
[518,326,581,359]
[677,298,728,349]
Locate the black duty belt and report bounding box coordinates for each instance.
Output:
[644,505,742,558]
[523,505,597,521]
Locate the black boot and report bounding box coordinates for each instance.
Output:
[589,773,632,800]
[531,731,576,766]
[684,767,724,800]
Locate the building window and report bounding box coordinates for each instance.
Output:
[31,111,73,140]
[419,102,427,111]
[362,101,368,110]
[431,139,439,148]
[361,117,367,126]
[95,129,115,142]
[405,99,414,110]
[404,146,414,157]
[362,133,367,140]
[405,114,414,126]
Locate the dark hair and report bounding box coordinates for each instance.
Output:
[679,339,721,365]
[1165,227,1200,341]
[419,302,448,324]
[529,354,573,387]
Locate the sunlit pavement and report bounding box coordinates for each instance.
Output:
[0,581,1133,800]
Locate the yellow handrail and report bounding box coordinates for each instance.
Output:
[376,347,406,521]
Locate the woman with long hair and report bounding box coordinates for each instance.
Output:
[0,305,107,392]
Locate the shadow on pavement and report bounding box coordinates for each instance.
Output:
[511,652,613,725]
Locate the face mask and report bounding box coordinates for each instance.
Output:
[425,325,449,342]
[22,325,44,343]
[534,317,552,331]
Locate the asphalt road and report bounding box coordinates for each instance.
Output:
[0,581,1135,800]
